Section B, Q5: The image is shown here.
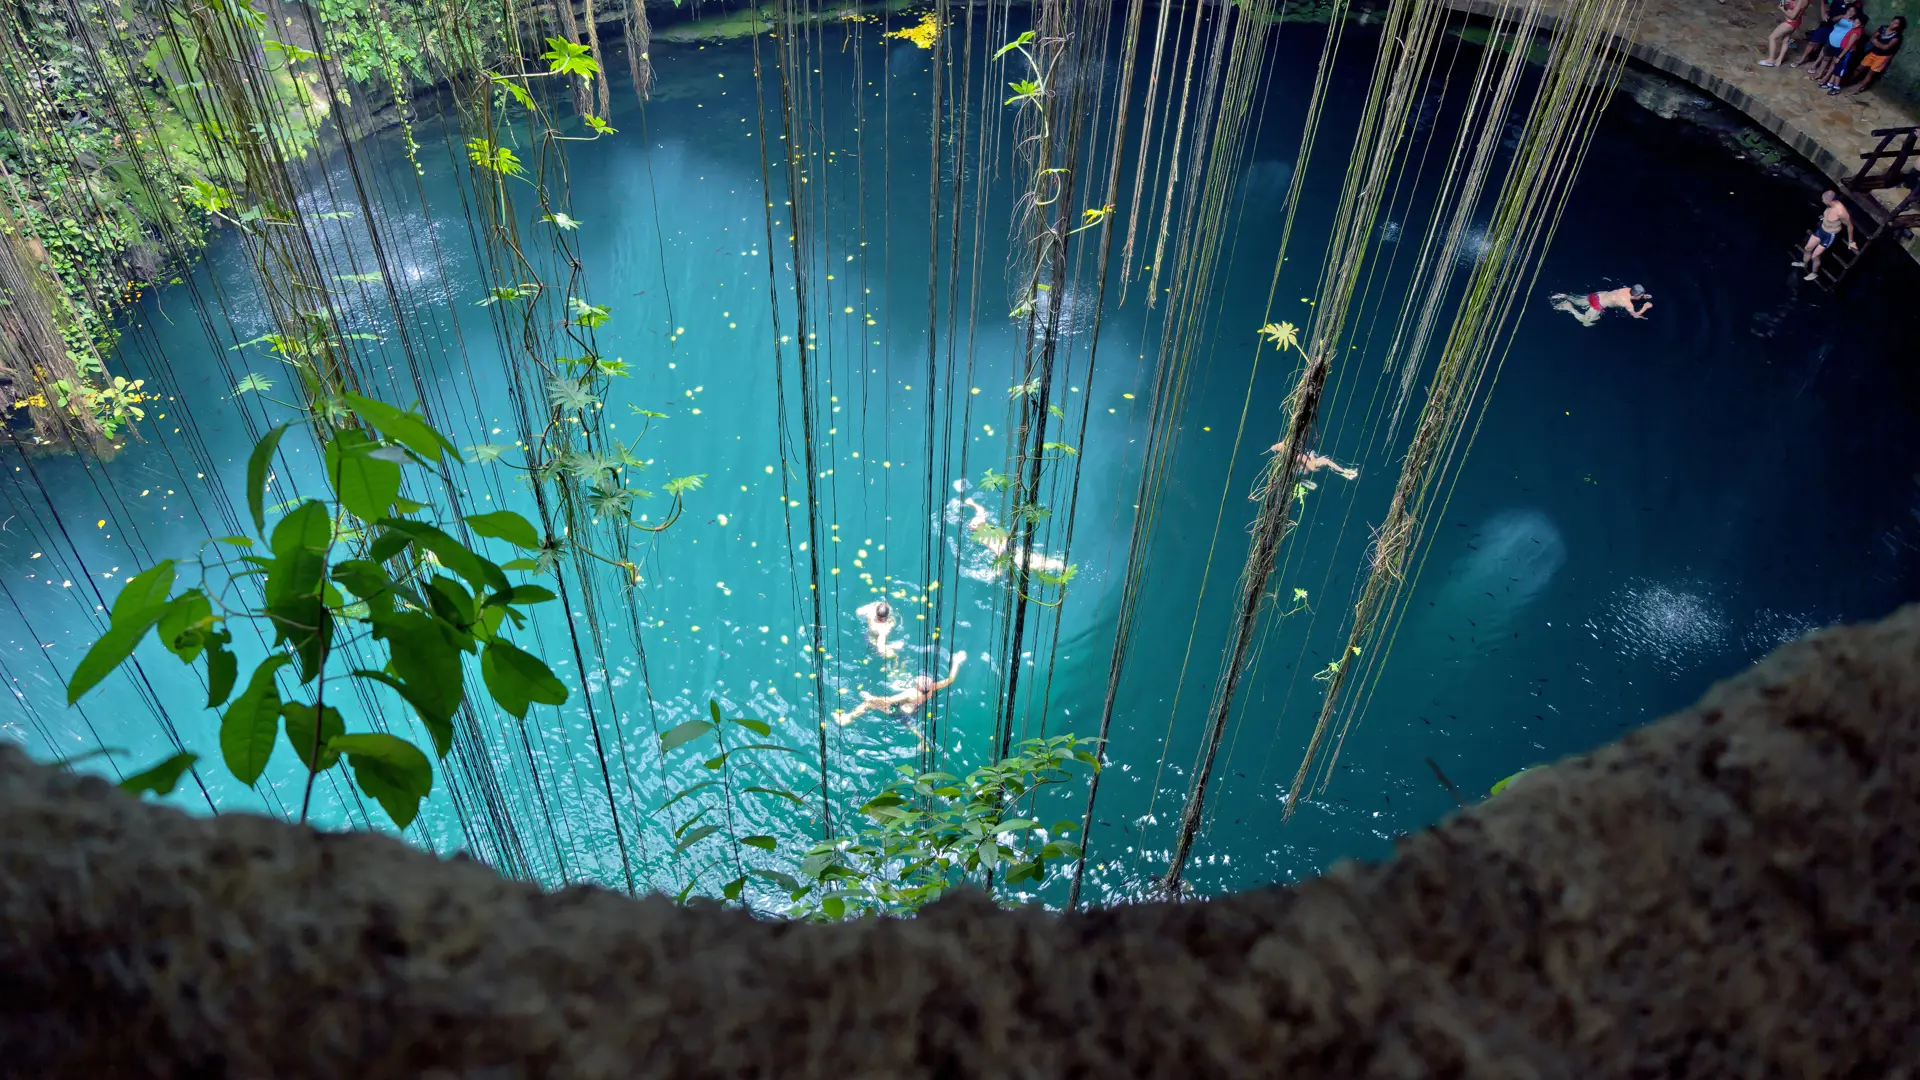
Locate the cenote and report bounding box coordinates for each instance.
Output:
[2,0,1917,910]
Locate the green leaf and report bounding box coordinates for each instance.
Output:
[501,558,539,571]
[110,560,177,626]
[463,510,542,550]
[425,575,477,630]
[674,805,714,838]
[326,429,402,522]
[541,36,601,81]
[658,719,714,754]
[376,519,509,594]
[722,875,746,900]
[246,424,289,535]
[329,732,433,828]
[351,669,453,758]
[743,785,805,805]
[156,589,213,662]
[1489,767,1534,796]
[117,751,200,796]
[672,823,721,854]
[658,779,718,812]
[822,896,846,919]
[281,701,345,771]
[501,584,556,606]
[332,559,395,615]
[479,638,568,720]
[265,500,333,682]
[662,473,706,497]
[741,835,777,851]
[368,611,464,731]
[1004,858,1042,884]
[221,655,289,786]
[341,393,458,464]
[748,868,801,893]
[730,716,772,737]
[204,628,238,708]
[68,562,179,703]
[993,29,1034,59]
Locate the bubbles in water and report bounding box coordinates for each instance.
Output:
[1743,608,1824,653]
[1240,158,1294,198]
[1019,282,1094,338]
[1454,226,1492,268]
[1586,579,1729,672]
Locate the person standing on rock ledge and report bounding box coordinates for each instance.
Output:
[1760,0,1812,66]
[1844,16,1905,93]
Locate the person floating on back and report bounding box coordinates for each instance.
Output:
[963,497,1068,575]
[834,651,967,725]
[855,600,901,659]
[1549,285,1651,326]
[1264,445,1360,481]
[1793,190,1857,281]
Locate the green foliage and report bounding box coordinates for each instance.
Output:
[540,36,602,81]
[68,406,570,829]
[787,735,1099,918]
[117,751,200,796]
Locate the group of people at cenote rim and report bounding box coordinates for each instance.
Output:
[1545,0,1903,321]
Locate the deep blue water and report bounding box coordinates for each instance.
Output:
[2,8,1916,903]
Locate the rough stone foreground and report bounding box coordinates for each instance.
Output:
[3,609,1918,1078]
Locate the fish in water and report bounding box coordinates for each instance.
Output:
[1418,509,1566,665]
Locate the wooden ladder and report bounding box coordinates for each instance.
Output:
[1807,125,1920,291]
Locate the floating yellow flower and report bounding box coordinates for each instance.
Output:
[886,12,939,49]
[1259,321,1301,354]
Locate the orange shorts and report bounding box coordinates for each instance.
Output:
[1860,51,1892,72]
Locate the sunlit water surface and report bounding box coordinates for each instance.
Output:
[3,13,1917,903]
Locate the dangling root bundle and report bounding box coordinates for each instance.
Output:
[1159,0,1460,893]
[1285,0,1643,819]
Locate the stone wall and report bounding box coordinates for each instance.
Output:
[1,606,1916,1078]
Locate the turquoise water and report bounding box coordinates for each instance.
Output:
[3,11,1918,903]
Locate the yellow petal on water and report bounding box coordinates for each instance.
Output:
[96,520,105,528]
[140,489,150,497]
[717,513,730,526]
[1123,392,1136,399]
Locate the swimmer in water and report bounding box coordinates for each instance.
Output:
[1549,285,1651,326]
[1265,445,1360,481]
[963,498,1068,575]
[834,651,967,725]
[855,600,901,659]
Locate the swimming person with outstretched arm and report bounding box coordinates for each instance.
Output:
[1792,190,1857,280]
[1264,445,1360,480]
[834,651,967,725]
[1549,285,1651,326]
[963,497,1068,575]
[854,600,901,659]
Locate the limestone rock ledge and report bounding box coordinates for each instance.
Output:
[2,607,1917,1078]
